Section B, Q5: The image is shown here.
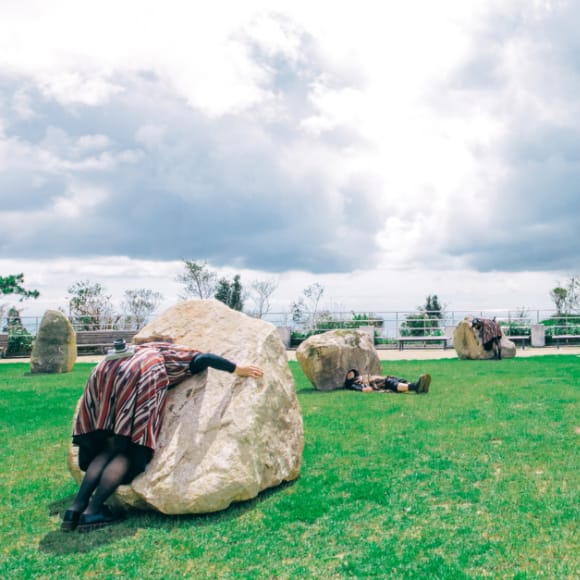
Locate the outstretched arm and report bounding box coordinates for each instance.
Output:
[190,353,263,378]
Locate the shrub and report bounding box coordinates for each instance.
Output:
[499,322,531,336]
[400,313,442,337]
[5,327,34,357]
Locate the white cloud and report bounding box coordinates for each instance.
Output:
[1,0,580,312]
[53,182,109,218]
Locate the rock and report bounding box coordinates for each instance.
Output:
[453,318,516,360]
[296,329,381,391]
[30,310,77,373]
[68,299,304,515]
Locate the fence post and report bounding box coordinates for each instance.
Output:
[531,325,545,347]
[277,327,291,349]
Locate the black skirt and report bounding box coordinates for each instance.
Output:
[73,430,154,484]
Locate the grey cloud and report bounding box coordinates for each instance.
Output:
[439,2,580,273]
[0,41,383,273]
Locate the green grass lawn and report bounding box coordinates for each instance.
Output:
[0,357,578,579]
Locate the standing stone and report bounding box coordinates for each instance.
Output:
[296,329,381,391]
[453,318,516,360]
[67,300,304,515]
[30,310,77,373]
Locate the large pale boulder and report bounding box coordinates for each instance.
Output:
[296,329,381,391]
[67,300,304,514]
[30,310,76,373]
[454,318,516,360]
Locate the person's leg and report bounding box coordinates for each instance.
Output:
[383,377,411,393]
[82,436,132,516]
[69,446,116,512]
[82,453,131,515]
[62,439,117,531]
[414,374,431,394]
[382,373,432,394]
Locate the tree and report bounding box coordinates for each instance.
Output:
[565,276,580,312]
[121,289,163,328]
[550,287,568,315]
[67,280,116,330]
[3,306,24,331]
[247,278,278,318]
[550,276,580,314]
[401,294,446,337]
[214,275,244,311]
[2,306,34,356]
[0,273,40,301]
[291,283,325,329]
[0,273,40,323]
[424,294,444,320]
[230,275,243,311]
[177,260,217,299]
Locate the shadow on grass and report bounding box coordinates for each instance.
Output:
[40,494,138,554]
[39,523,137,554]
[136,479,298,530]
[297,388,345,395]
[39,480,297,554]
[47,494,77,517]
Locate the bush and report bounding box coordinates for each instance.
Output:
[291,313,383,346]
[400,313,442,337]
[5,327,34,357]
[541,314,580,334]
[540,314,580,344]
[500,322,531,336]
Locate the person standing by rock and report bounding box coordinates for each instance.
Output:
[61,340,263,533]
[344,369,431,394]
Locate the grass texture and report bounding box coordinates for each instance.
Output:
[0,356,578,578]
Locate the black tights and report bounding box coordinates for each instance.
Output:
[70,436,132,515]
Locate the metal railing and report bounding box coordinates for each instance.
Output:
[261,309,579,338]
[3,309,580,345]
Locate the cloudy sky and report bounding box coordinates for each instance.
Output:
[1,0,578,319]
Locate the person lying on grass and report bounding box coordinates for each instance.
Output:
[344,369,431,394]
[61,339,263,533]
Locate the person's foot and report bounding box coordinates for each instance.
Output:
[416,374,431,394]
[77,506,124,533]
[60,509,81,532]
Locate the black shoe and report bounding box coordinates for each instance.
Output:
[416,374,431,394]
[60,509,81,532]
[77,506,124,533]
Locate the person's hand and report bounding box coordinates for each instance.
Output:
[234,364,264,378]
[362,386,373,392]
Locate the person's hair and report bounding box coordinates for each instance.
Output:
[344,368,360,388]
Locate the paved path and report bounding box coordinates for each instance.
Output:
[3,346,579,365]
[287,346,580,361]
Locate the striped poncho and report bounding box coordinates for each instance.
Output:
[73,342,199,451]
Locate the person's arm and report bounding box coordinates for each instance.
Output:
[189,353,263,377]
[355,376,374,392]
[344,378,371,392]
[345,380,364,391]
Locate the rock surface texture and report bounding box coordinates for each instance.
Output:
[68,300,304,514]
[453,318,516,360]
[30,310,77,373]
[296,329,381,391]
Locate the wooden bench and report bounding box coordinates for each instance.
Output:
[552,334,579,348]
[75,330,138,354]
[503,335,530,349]
[0,333,8,358]
[396,336,450,351]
